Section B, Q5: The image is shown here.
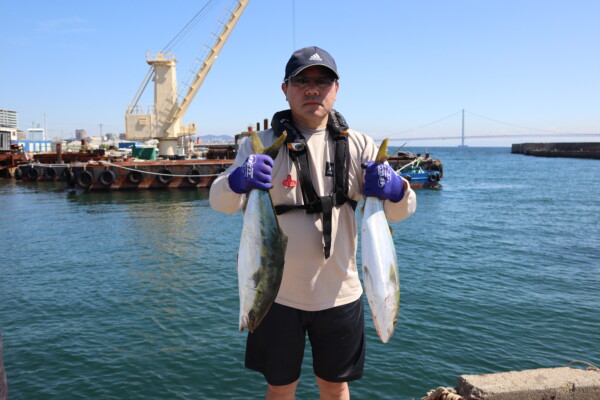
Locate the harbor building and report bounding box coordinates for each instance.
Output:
[76,129,87,140]
[21,128,51,152]
[0,109,18,129]
[0,127,19,144]
[28,128,46,141]
[0,128,15,150]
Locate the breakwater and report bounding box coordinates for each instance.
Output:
[511,142,600,159]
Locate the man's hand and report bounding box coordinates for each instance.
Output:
[363,161,405,202]
[228,154,274,194]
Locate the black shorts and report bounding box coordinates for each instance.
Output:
[245,297,365,386]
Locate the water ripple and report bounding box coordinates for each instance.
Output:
[2,149,600,399]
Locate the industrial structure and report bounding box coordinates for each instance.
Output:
[10,0,251,189]
[125,0,249,157]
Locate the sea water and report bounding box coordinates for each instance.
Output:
[1,147,599,399]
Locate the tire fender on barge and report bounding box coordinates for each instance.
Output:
[99,170,116,186]
[76,170,94,189]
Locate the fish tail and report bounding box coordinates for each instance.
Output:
[251,132,265,154]
[250,131,288,159]
[375,138,389,164]
[264,131,287,159]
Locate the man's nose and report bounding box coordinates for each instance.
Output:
[305,86,319,95]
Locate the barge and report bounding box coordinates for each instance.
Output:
[0,129,27,177]
[13,143,234,189]
[0,144,27,178]
[67,159,231,190]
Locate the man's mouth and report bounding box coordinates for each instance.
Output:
[303,99,322,106]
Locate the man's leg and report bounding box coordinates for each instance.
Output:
[309,298,366,384]
[266,380,299,400]
[315,376,349,400]
[246,303,306,395]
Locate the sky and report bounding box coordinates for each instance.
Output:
[2,0,600,147]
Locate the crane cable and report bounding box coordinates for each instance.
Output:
[127,0,224,113]
[162,0,221,53]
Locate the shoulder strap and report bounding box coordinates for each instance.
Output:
[271,109,356,258]
[271,110,298,141]
[328,110,356,210]
[272,110,322,213]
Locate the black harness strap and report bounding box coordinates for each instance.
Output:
[271,109,357,259]
[333,132,350,207]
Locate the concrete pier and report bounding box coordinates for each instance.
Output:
[456,367,600,400]
[511,142,600,159]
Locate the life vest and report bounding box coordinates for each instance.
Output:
[271,109,357,259]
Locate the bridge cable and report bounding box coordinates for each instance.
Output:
[396,110,463,135]
[465,110,573,134]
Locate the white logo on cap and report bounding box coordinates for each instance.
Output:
[309,53,322,61]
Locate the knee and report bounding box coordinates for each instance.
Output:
[315,376,349,399]
[267,380,298,399]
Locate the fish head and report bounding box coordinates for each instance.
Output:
[247,309,258,332]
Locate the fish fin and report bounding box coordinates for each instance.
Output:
[375,138,389,164]
[389,264,397,285]
[247,310,257,332]
[251,270,261,288]
[263,131,287,159]
[241,195,249,213]
[281,231,289,249]
[251,132,265,154]
[362,264,370,285]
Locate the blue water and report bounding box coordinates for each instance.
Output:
[1,147,599,399]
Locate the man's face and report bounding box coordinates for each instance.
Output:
[282,66,339,129]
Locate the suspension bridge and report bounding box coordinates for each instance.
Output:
[381,110,600,143]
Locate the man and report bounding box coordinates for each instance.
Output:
[209,46,416,400]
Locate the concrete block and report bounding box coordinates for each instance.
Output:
[457,367,600,400]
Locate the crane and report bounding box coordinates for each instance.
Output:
[125,0,250,156]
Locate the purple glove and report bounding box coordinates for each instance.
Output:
[228,154,274,194]
[363,161,405,202]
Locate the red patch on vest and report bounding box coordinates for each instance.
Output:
[282,174,297,188]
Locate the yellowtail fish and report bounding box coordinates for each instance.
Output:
[238,132,288,332]
[361,138,400,343]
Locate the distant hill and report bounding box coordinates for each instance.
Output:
[199,134,234,140]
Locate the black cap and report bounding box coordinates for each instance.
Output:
[284,46,339,81]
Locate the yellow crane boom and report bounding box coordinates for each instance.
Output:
[125,0,250,156]
[168,0,249,135]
